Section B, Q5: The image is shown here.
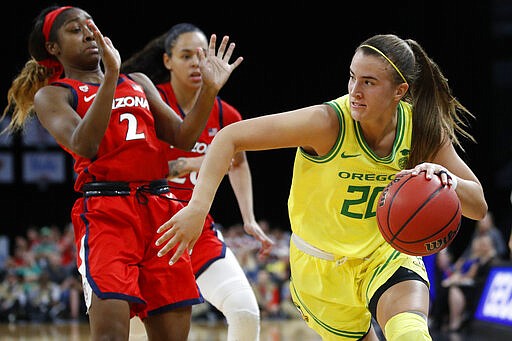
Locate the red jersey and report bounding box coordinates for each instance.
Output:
[156,82,242,202]
[54,75,168,191]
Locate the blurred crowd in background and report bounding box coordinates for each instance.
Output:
[0,212,510,334]
[0,219,300,325]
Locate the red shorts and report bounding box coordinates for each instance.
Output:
[71,184,202,318]
[190,213,226,277]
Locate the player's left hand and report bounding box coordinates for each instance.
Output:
[398,162,456,188]
[243,221,274,261]
[198,35,244,93]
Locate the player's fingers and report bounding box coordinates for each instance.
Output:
[410,164,425,176]
[156,226,175,247]
[438,170,451,186]
[157,232,178,257]
[208,34,218,56]
[230,56,244,70]
[258,243,273,261]
[216,36,229,58]
[103,36,114,49]
[189,234,200,250]
[87,20,105,44]
[222,42,235,61]
[157,219,173,234]
[169,243,189,266]
[248,228,265,244]
[255,230,274,245]
[197,46,206,63]
[263,241,274,254]
[396,169,412,177]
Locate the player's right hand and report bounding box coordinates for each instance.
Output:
[156,205,207,265]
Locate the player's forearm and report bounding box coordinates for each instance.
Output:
[228,160,256,224]
[188,131,236,213]
[177,87,218,149]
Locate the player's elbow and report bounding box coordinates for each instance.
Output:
[71,139,100,159]
[474,203,488,221]
[463,201,488,221]
[172,140,195,151]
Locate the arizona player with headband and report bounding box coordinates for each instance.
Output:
[155,34,487,340]
[122,23,274,340]
[1,5,242,340]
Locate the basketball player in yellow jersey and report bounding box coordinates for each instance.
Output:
[155,34,488,340]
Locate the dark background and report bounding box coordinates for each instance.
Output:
[1,0,511,257]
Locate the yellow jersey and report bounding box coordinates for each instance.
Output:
[288,94,412,258]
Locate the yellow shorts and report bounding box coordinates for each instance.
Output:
[289,236,429,340]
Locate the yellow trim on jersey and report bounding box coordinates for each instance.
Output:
[311,97,407,164]
[299,102,345,163]
[355,103,406,164]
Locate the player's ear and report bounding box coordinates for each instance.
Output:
[395,83,409,100]
[163,53,172,71]
[45,41,60,56]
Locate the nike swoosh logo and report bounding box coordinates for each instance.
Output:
[84,94,97,102]
[340,152,361,158]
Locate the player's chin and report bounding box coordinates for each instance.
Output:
[349,108,367,122]
[84,56,100,67]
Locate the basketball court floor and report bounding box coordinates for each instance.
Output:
[0,319,320,341]
[1,318,511,340]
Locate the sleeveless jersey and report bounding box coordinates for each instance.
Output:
[288,94,412,258]
[156,82,242,202]
[53,75,168,191]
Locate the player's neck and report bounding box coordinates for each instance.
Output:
[63,64,104,83]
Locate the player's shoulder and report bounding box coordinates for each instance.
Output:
[215,97,242,119]
[124,72,150,86]
[216,97,237,110]
[34,78,79,103]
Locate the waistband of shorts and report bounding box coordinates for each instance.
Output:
[81,179,169,197]
[291,233,371,265]
[291,233,336,261]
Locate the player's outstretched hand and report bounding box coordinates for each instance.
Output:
[198,34,243,92]
[156,205,207,266]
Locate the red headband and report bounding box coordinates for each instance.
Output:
[42,6,72,42]
[39,6,72,84]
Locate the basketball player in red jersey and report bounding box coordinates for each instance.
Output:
[122,23,274,340]
[1,6,242,340]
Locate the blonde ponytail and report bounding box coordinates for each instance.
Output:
[1,58,50,133]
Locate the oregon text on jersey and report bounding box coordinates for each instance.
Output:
[337,171,395,182]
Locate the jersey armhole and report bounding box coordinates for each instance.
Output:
[217,97,224,128]
[298,102,344,163]
[51,82,78,110]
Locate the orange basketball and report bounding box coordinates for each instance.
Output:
[376,171,461,256]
